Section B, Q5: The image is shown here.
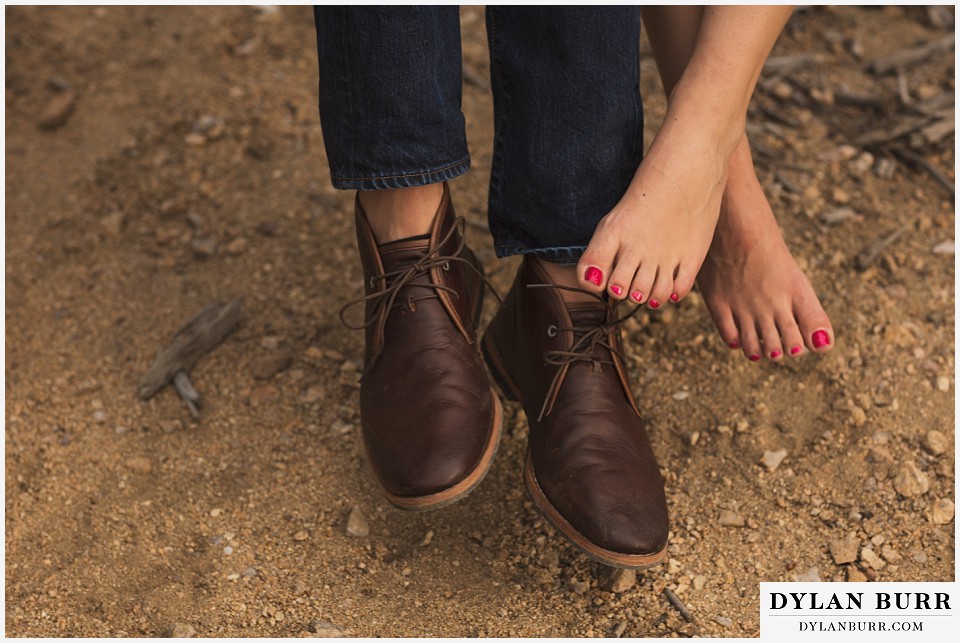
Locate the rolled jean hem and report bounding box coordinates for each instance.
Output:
[495,244,588,265]
[329,157,471,191]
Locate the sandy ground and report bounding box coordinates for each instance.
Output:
[5,5,955,638]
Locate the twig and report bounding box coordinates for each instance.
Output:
[890,146,955,197]
[868,33,955,75]
[663,587,695,623]
[854,116,929,147]
[896,66,912,107]
[854,226,909,271]
[834,90,885,111]
[139,298,244,414]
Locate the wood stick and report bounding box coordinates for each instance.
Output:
[854,116,929,147]
[855,226,909,271]
[834,90,885,111]
[890,146,955,197]
[868,33,954,75]
[663,587,695,622]
[139,298,244,400]
[173,371,201,419]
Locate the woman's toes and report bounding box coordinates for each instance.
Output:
[776,313,806,358]
[647,269,674,310]
[736,317,762,362]
[794,294,833,354]
[578,228,620,293]
[607,257,639,300]
[707,303,740,349]
[629,264,657,305]
[670,264,698,303]
[759,319,784,361]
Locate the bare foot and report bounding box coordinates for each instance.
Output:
[696,139,834,361]
[576,118,732,310]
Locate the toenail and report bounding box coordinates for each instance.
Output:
[812,330,831,348]
[748,354,761,361]
[648,298,660,309]
[790,346,802,355]
[728,340,740,349]
[770,350,782,359]
[584,266,603,287]
[630,290,643,303]
[669,293,679,302]
[610,284,622,297]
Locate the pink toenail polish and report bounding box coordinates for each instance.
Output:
[812,330,830,348]
[790,346,802,355]
[770,350,782,359]
[631,290,643,303]
[728,340,740,349]
[748,354,761,362]
[669,293,679,302]
[648,298,660,309]
[610,285,622,296]
[584,266,603,287]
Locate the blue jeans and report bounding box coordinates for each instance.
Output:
[314,7,643,264]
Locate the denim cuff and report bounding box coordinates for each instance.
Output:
[330,157,471,191]
[495,243,587,265]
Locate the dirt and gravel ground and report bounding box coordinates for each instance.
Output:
[5,5,955,638]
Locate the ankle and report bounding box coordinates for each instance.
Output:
[359,183,443,244]
[537,259,600,304]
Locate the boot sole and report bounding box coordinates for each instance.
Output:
[381,389,503,511]
[482,330,666,570]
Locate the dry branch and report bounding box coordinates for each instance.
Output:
[890,146,955,197]
[868,33,954,75]
[139,298,244,413]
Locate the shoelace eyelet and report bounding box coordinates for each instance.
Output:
[442,261,450,271]
[547,324,557,337]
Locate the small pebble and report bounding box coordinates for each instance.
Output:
[293,530,309,542]
[693,575,707,591]
[158,420,183,433]
[718,510,745,527]
[930,499,954,525]
[346,506,369,538]
[881,545,901,563]
[226,237,248,255]
[796,566,821,582]
[608,569,636,593]
[713,616,733,628]
[209,508,222,517]
[860,547,884,570]
[935,376,950,392]
[306,621,344,637]
[761,449,788,471]
[421,530,434,546]
[38,89,76,129]
[168,623,196,638]
[672,391,689,401]
[242,567,258,577]
[932,240,955,255]
[829,535,860,565]
[300,386,325,404]
[191,237,217,258]
[223,546,233,556]
[568,578,589,594]
[893,462,930,497]
[923,430,948,456]
[912,550,928,564]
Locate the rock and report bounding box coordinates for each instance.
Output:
[101,211,125,236]
[848,152,874,174]
[252,353,292,380]
[191,237,217,258]
[846,567,868,582]
[38,89,76,129]
[881,545,901,563]
[831,187,850,204]
[242,567,258,577]
[718,510,745,527]
[796,566,821,582]
[167,623,196,638]
[184,132,207,146]
[693,575,707,591]
[226,237,248,255]
[306,621,344,638]
[346,506,369,538]
[209,508,222,517]
[893,462,930,497]
[713,616,733,628]
[930,499,954,525]
[300,386,325,404]
[923,430,948,455]
[672,391,689,401]
[568,578,589,594]
[860,547,885,570]
[124,456,152,474]
[761,449,788,471]
[912,550,928,564]
[935,376,950,392]
[421,530,434,546]
[829,535,860,565]
[820,207,857,225]
[610,620,628,638]
[866,447,893,464]
[932,240,955,255]
[603,568,636,593]
[293,530,309,542]
[158,419,183,434]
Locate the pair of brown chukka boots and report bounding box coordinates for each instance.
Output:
[340,183,668,569]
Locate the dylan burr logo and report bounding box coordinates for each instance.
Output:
[760,582,956,640]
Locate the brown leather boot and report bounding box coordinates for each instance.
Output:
[340,183,502,510]
[482,256,668,568]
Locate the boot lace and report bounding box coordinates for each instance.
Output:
[526,284,642,421]
[339,217,502,367]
